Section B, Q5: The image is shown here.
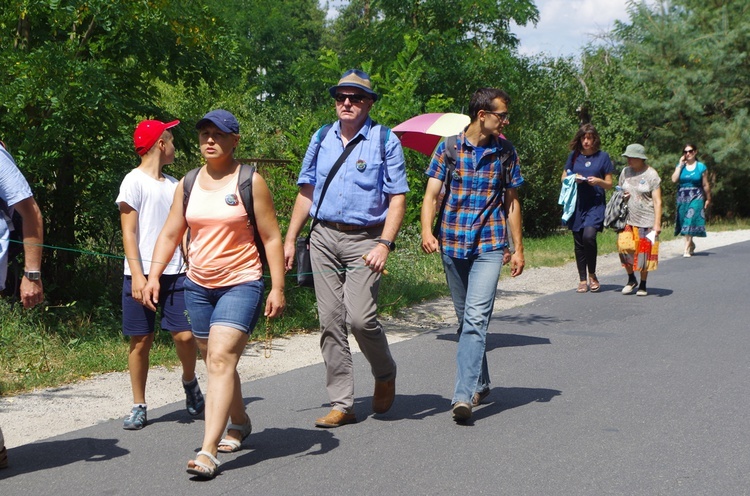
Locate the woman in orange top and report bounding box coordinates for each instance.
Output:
[142,110,285,480]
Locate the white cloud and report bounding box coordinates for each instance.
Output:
[512,0,630,57]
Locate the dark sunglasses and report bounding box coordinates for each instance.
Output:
[334,93,369,104]
[485,111,510,122]
[684,149,695,154]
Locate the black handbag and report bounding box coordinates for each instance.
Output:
[296,134,364,287]
[295,237,314,287]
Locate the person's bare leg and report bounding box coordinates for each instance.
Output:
[189,326,248,470]
[128,334,154,404]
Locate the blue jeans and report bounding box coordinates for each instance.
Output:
[442,249,504,405]
[183,277,264,339]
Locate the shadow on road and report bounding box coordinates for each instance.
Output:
[437,332,551,352]
[209,427,339,478]
[1,437,128,479]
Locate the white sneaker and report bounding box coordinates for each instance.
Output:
[622,283,637,295]
[636,288,648,296]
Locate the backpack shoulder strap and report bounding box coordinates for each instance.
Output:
[495,136,515,190]
[379,123,389,167]
[312,124,333,164]
[237,163,256,224]
[444,135,458,180]
[182,167,201,215]
[237,163,268,268]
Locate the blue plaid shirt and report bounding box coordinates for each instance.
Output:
[426,132,524,259]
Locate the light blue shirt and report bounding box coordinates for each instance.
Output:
[297,117,409,226]
[558,174,578,222]
[1,147,34,291]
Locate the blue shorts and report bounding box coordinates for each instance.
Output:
[122,273,190,336]
[183,277,264,339]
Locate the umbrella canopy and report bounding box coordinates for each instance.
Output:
[393,112,470,156]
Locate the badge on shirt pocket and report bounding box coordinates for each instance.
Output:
[356,159,367,172]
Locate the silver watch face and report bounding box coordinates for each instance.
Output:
[25,271,41,281]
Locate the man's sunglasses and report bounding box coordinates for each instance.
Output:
[485,111,510,122]
[684,149,695,154]
[334,93,370,104]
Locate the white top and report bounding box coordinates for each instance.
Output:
[618,166,661,228]
[115,168,184,276]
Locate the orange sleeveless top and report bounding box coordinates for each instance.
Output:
[185,172,262,288]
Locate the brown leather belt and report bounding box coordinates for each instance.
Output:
[320,221,384,232]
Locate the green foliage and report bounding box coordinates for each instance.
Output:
[3,0,750,395]
[0,0,240,302]
[611,0,750,218]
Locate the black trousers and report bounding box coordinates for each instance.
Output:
[572,226,598,280]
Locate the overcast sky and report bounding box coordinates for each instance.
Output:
[321,0,633,58]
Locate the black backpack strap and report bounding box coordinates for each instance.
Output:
[237,164,255,225]
[495,136,514,199]
[237,164,268,269]
[182,167,201,215]
[432,135,458,237]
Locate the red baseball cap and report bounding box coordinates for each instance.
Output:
[133,119,180,156]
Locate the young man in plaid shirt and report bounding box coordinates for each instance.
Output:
[420,87,525,421]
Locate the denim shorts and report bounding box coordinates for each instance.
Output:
[122,273,190,336]
[183,277,264,339]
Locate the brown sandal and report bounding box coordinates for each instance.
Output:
[576,281,588,293]
[589,275,600,292]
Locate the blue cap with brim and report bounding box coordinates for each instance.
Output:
[328,69,378,101]
[196,109,240,134]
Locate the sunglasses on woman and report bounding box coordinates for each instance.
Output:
[684,149,695,154]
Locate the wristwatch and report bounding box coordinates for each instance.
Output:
[24,270,42,281]
[375,238,396,252]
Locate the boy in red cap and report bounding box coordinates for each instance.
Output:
[115,119,204,430]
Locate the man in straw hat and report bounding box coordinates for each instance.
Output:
[284,69,408,427]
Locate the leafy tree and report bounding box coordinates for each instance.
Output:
[328,0,539,102]
[204,0,327,99]
[0,0,239,300]
[612,0,750,218]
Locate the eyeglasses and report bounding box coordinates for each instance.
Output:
[334,93,370,104]
[684,149,695,154]
[485,111,510,122]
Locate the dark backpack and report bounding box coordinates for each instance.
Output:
[182,164,267,270]
[433,134,515,237]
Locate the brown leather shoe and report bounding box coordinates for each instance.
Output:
[372,379,396,414]
[314,409,357,428]
[471,389,491,407]
[452,402,472,421]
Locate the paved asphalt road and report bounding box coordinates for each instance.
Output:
[2,241,749,495]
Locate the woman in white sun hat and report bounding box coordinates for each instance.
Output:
[617,143,662,296]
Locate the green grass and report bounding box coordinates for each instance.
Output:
[2,217,748,396]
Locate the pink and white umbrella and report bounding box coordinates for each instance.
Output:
[393,113,470,156]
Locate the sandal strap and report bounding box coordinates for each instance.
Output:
[196,450,220,467]
[218,438,241,450]
[226,413,252,439]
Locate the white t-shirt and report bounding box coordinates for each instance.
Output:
[618,166,662,228]
[115,168,184,276]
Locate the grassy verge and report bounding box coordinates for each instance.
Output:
[1,218,747,396]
